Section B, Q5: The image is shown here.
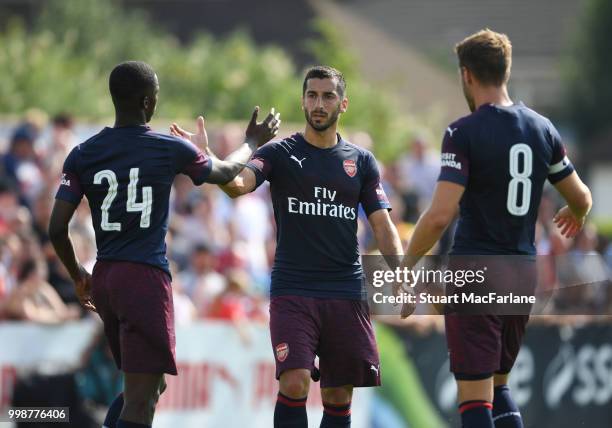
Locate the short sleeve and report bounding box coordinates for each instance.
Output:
[547,124,574,184]
[359,152,391,217]
[55,147,84,205]
[245,142,278,189]
[174,138,213,185]
[438,125,470,186]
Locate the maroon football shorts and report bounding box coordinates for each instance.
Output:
[92,260,177,375]
[269,295,381,388]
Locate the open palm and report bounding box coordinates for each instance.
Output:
[170,116,208,151]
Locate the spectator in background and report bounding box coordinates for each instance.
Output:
[0,179,20,232]
[568,224,609,312]
[398,137,439,212]
[42,113,77,178]
[70,201,96,241]
[230,187,272,288]
[206,268,266,321]
[397,138,459,255]
[70,230,97,273]
[4,257,80,323]
[170,263,197,326]
[604,237,612,270]
[31,191,53,243]
[0,260,9,317]
[1,125,45,206]
[173,188,230,251]
[205,268,268,345]
[181,242,226,308]
[210,124,243,159]
[385,161,420,223]
[170,175,195,216]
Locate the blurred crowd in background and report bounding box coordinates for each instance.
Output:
[0,111,610,330]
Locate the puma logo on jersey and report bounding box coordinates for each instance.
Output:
[290,155,306,168]
[447,127,458,137]
[370,364,379,375]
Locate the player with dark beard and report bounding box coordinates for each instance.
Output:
[171,66,405,428]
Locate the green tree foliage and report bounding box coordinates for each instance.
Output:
[0,0,420,160]
[563,0,612,142]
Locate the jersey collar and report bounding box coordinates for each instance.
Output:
[295,132,345,152]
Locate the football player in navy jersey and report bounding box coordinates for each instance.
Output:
[171,66,404,428]
[48,61,279,428]
[403,30,592,428]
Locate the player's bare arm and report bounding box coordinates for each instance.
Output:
[48,199,96,312]
[217,168,257,198]
[404,181,464,268]
[170,106,280,185]
[368,209,403,257]
[170,111,267,194]
[368,209,417,317]
[552,171,592,238]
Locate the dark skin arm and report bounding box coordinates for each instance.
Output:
[171,106,280,185]
[48,199,96,312]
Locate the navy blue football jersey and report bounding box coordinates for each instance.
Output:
[246,133,391,300]
[438,103,574,255]
[55,125,212,275]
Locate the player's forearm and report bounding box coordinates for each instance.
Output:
[405,211,449,268]
[375,228,404,272]
[568,185,592,219]
[48,229,82,281]
[208,140,257,184]
[224,138,259,165]
[554,173,593,220]
[204,143,239,192]
[218,178,245,198]
[374,223,403,257]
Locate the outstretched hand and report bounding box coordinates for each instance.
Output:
[245,106,280,147]
[170,116,209,151]
[553,205,585,238]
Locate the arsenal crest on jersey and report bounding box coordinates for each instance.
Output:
[276,343,289,362]
[343,159,357,177]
